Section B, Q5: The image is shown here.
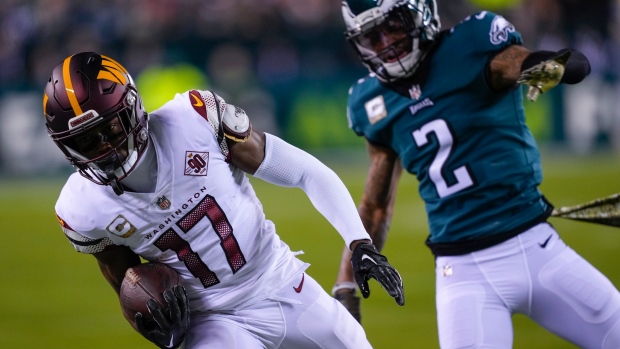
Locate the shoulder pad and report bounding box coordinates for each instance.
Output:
[188,90,231,157]
[188,90,227,133]
[222,104,252,142]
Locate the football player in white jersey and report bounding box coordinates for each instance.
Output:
[43,52,405,349]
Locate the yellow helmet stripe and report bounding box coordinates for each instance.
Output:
[42,93,48,118]
[97,70,125,85]
[101,55,128,73]
[62,56,83,116]
[98,56,127,85]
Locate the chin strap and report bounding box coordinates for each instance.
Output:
[110,178,124,195]
[105,164,125,195]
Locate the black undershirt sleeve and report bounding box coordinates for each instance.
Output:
[521,48,591,84]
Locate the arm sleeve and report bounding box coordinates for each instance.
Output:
[521,49,591,84]
[253,133,371,249]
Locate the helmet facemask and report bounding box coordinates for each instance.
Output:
[49,87,148,193]
[343,0,440,82]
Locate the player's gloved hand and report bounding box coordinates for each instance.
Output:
[517,50,571,102]
[351,243,405,306]
[135,285,190,349]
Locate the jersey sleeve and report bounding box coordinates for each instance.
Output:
[346,77,379,138]
[346,84,365,137]
[463,11,523,53]
[187,90,253,159]
[444,11,523,94]
[187,90,230,158]
[54,175,119,254]
[55,212,116,254]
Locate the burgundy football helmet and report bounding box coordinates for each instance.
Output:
[43,52,148,195]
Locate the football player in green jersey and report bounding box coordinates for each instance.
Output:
[333,0,620,347]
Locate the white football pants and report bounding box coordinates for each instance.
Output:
[181,271,372,349]
[436,223,620,349]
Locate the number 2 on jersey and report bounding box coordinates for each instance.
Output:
[412,119,473,198]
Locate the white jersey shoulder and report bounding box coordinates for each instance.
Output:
[55,173,117,254]
[174,90,252,157]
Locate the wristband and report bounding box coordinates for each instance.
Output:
[331,282,358,296]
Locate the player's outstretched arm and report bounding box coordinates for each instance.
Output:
[333,142,404,320]
[488,45,591,101]
[231,128,405,304]
[517,49,574,101]
[240,131,371,248]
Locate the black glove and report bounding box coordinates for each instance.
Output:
[135,285,190,349]
[351,243,404,306]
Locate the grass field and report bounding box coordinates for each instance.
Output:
[2,150,620,348]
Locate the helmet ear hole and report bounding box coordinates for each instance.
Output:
[126,91,136,106]
[139,129,148,142]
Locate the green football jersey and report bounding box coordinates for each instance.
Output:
[346,12,550,250]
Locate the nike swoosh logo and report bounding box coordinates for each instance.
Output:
[293,273,305,293]
[165,334,174,348]
[190,93,204,107]
[361,254,377,264]
[539,234,552,248]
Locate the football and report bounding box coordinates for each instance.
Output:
[119,262,183,332]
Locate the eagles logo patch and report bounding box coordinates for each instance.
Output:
[489,15,515,45]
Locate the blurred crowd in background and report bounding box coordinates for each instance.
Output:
[0,0,618,177]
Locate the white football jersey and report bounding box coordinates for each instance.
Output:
[55,90,307,312]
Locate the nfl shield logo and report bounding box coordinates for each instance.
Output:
[409,84,422,100]
[156,195,171,210]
